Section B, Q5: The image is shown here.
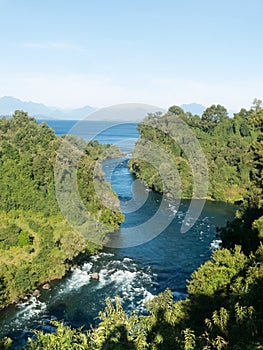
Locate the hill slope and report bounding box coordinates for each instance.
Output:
[0,111,123,307]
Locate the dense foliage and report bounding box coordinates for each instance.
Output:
[129,103,257,202]
[220,108,263,253]
[1,104,263,349]
[0,111,123,308]
[19,244,263,349]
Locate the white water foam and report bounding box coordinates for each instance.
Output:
[16,297,47,320]
[123,257,132,263]
[210,239,222,250]
[61,262,93,293]
[58,253,155,314]
[0,297,47,334]
[168,203,177,214]
[125,153,132,159]
[90,252,114,262]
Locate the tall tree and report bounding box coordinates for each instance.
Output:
[252,98,263,112]
[201,104,228,124]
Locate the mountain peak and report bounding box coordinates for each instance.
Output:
[0,97,164,121]
[180,103,206,116]
[0,96,96,120]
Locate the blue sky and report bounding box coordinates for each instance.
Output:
[1,0,263,110]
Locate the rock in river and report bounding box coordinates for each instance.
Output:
[42,283,51,290]
[90,272,100,280]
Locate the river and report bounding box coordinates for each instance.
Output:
[0,120,237,348]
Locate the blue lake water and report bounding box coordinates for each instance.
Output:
[0,120,237,348]
[38,119,139,152]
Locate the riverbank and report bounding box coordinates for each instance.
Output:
[0,157,237,346]
[0,242,102,311]
[129,165,245,205]
[0,114,125,312]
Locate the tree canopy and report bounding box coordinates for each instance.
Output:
[0,111,123,308]
[129,103,257,203]
[1,103,263,349]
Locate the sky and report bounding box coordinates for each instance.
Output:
[1,0,263,111]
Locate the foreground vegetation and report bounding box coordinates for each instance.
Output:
[0,103,263,349]
[17,244,262,350]
[0,111,123,308]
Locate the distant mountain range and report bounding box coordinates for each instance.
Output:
[181,102,236,117]
[0,96,165,121]
[0,96,233,121]
[84,103,165,121]
[180,103,206,116]
[0,96,95,120]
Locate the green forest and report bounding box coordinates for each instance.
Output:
[129,102,259,203]
[0,104,263,349]
[0,111,123,309]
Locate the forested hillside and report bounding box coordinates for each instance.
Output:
[10,104,263,350]
[129,103,258,202]
[220,107,263,253]
[0,111,123,308]
[0,107,263,349]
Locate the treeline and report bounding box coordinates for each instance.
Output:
[129,101,259,202]
[220,107,263,254]
[0,111,123,308]
[129,98,263,253]
[8,102,263,349]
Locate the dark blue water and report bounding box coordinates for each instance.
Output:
[39,119,139,152]
[38,119,78,137]
[0,121,236,347]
